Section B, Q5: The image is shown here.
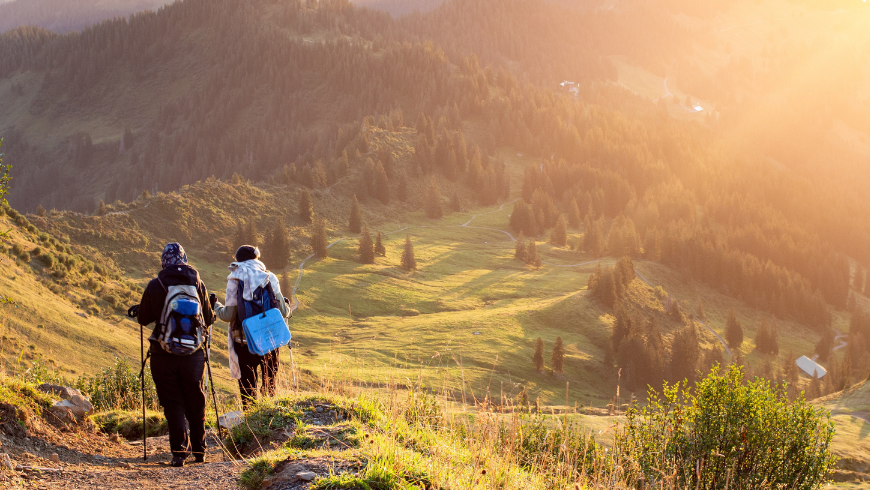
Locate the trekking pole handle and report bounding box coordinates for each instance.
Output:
[127,304,140,318]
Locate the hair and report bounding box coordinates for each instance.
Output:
[235,245,260,262]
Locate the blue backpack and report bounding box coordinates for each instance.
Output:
[236,281,291,356]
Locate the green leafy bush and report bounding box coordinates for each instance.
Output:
[74,358,159,411]
[619,365,836,489]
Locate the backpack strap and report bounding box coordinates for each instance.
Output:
[156,277,167,292]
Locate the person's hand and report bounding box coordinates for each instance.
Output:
[127,304,140,318]
[209,293,217,309]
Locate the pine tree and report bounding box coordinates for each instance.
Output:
[401,235,416,271]
[310,218,328,258]
[425,177,442,219]
[349,195,362,233]
[97,200,106,216]
[532,338,545,371]
[696,300,707,322]
[755,318,771,354]
[526,240,542,268]
[551,336,565,375]
[298,189,314,223]
[397,169,409,202]
[567,198,581,229]
[374,231,386,256]
[725,309,744,351]
[807,373,822,400]
[670,322,700,383]
[358,225,375,264]
[450,192,461,212]
[550,214,567,247]
[374,162,390,204]
[280,271,293,302]
[514,233,527,261]
[36,205,46,217]
[266,219,290,269]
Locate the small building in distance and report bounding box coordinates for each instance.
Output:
[796,355,827,378]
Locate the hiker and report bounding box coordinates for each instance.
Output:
[137,243,215,467]
[212,245,292,409]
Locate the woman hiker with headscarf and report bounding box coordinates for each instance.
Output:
[137,243,215,467]
[212,245,292,409]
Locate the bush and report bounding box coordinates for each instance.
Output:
[36,252,55,268]
[75,358,159,411]
[618,365,836,489]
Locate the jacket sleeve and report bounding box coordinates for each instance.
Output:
[214,303,237,323]
[198,280,215,327]
[137,279,164,327]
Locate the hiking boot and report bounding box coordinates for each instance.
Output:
[193,453,205,463]
[170,456,186,467]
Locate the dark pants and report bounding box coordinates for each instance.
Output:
[234,342,279,409]
[150,346,206,459]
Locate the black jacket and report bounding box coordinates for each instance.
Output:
[138,264,215,343]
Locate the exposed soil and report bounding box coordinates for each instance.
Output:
[1,407,242,489]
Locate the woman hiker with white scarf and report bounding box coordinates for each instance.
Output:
[211,245,292,408]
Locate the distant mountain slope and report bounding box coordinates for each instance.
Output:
[352,0,443,16]
[0,0,169,34]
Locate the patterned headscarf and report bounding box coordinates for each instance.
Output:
[161,242,188,269]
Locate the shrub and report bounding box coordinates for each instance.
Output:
[618,365,836,489]
[74,358,159,411]
[36,252,55,268]
[19,251,30,263]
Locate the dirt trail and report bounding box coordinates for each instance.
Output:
[2,422,242,489]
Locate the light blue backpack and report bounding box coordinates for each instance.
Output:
[238,281,291,356]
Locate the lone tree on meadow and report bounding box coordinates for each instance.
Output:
[401,235,417,271]
[551,336,565,375]
[265,219,291,269]
[526,240,542,268]
[358,225,375,264]
[349,195,362,233]
[550,214,567,247]
[514,233,526,261]
[725,309,744,350]
[310,217,329,258]
[298,189,314,223]
[532,337,545,371]
[424,178,442,219]
[374,231,386,256]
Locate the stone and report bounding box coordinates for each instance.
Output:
[296,471,316,481]
[36,384,81,401]
[69,394,94,417]
[0,453,14,470]
[218,411,244,429]
[51,395,94,420]
[50,453,60,463]
[45,405,77,428]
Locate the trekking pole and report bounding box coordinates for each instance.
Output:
[289,343,298,391]
[206,325,224,439]
[127,304,147,462]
